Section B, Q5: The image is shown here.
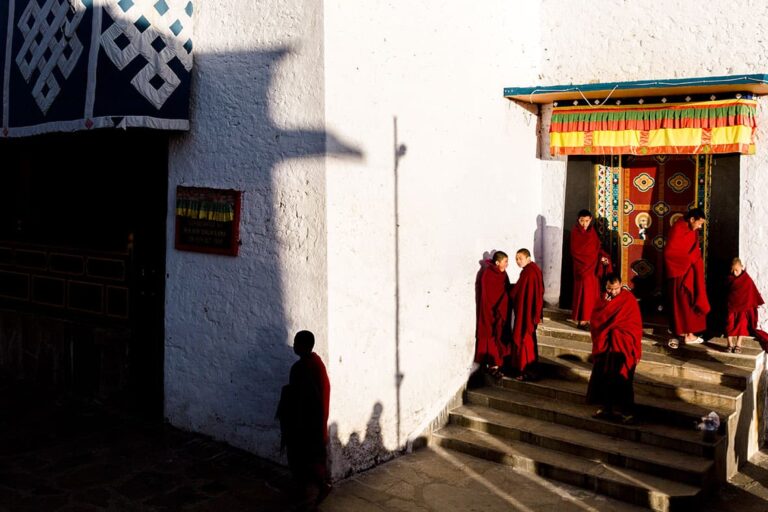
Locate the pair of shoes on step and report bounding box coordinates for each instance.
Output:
[667,337,704,350]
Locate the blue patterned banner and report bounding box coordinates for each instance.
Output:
[1,0,193,137]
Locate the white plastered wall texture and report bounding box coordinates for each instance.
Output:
[165,0,328,460]
[324,1,541,476]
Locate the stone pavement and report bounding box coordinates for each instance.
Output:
[2,381,768,511]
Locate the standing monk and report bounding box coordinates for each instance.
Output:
[475,251,511,378]
[725,258,765,353]
[276,330,332,508]
[587,273,643,424]
[509,249,544,381]
[570,209,611,329]
[663,208,710,349]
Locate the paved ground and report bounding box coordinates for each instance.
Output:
[2,382,768,511]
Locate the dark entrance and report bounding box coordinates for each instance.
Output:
[0,130,167,418]
[561,154,739,331]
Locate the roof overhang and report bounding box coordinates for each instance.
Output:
[504,74,768,104]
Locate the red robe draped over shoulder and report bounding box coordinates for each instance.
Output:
[726,271,765,337]
[590,288,643,379]
[475,261,510,367]
[509,262,544,373]
[570,223,611,322]
[663,218,710,334]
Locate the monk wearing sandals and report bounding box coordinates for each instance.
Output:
[587,273,643,424]
[663,208,710,349]
[725,258,765,354]
[474,251,511,378]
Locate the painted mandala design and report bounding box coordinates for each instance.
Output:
[622,233,634,246]
[623,200,635,215]
[633,172,655,193]
[653,235,666,251]
[667,172,691,193]
[652,201,670,217]
[631,259,655,277]
[669,213,684,226]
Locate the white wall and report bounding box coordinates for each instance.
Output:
[324,0,542,476]
[539,0,768,319]
[165,0,329,460]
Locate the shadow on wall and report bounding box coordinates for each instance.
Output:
[167,44,363,460]
[534,215,562,306]
[328,402,392,478]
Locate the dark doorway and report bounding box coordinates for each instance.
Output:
[0,129,167,418]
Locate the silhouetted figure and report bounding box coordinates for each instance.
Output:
[276,330,331,509]
[508,248,544,381]
[663,208,710,349]
[474,251,511,378]
[570,209,611,329]
[587,273,642,424]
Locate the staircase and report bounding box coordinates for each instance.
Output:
[431,308,767,511]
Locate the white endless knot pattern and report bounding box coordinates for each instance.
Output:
[102,0,193,109]
[15,0,87,114]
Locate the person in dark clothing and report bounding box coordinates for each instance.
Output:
[276,330,331,509]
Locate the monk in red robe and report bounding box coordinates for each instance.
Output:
[570,209,611,328]
[586,273,643,424]
[662,208,710,349]
[276,330,332,507]
[475,251,511,377]
[725,258,765,353]
[508,248,544,380]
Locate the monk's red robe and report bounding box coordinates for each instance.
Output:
[276,352,331,484]
[570,223,611,322]
[509,262,544,373]
[726,271,765,337]
[663,218,710,334]
[590,289,643,379]
[475,261,510,367]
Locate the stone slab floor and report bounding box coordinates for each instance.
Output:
[2,381,767,511]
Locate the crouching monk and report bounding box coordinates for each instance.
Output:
[587,273,643,424]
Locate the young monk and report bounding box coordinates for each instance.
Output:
[475,251,511,378]
[663,208,710,349]
[276,330,332,507]
[586,273,643,424]
[570,209,611,329]
[725,258,765,353]
[508,248,544,381]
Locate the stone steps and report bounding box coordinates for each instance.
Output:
[432,425,703,512]
[537,353,743,411]
[537,333,752,389]
[465,386,723,458]
[448,403,713,486]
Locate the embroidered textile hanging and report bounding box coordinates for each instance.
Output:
[0,0,193,137]
[550,96,756,156]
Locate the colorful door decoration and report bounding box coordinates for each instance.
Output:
[593,155,711,307]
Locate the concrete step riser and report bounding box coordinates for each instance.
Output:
[496,378,727,433]
[537,362,740,411]
[537,344,748,388]
[432,433,694,512]
[538,326,760,370]
[465,391,714,458]
[449,413,709,487]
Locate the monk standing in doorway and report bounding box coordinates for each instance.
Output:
[663,208,710,349]
[587,273,643,424]
[475,251,511,378]
[570,209,611,329]
[725,258,765,353]
[509,249,544,381]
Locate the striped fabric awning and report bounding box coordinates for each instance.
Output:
[549,96,757,156]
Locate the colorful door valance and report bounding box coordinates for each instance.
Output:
[1,0,193,137]
[550,96,756,156]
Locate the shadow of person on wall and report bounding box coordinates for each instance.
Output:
[327,402,392,480]
[275,330,332,511]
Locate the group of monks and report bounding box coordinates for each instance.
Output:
[475,248,544,381]
[475,207,767,423]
